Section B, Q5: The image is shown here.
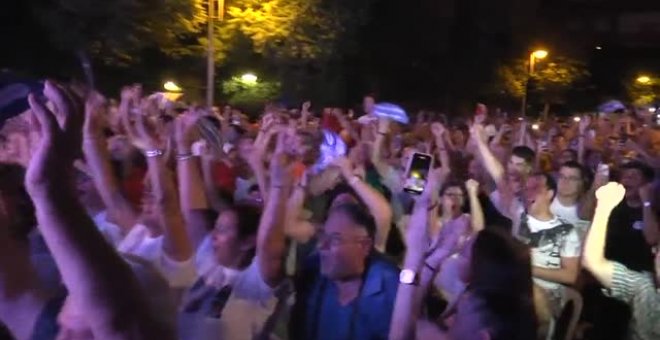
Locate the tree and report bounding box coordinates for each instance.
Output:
[496,56,589,106]
[30,0,205,66]
[221,76,281,114]
[626,78,659,107]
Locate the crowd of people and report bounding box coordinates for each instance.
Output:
[0,81,658,340]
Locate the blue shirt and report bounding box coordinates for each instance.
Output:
[291,253,399,340]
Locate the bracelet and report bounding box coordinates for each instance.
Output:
[349,175,362,186]
[144,149,164,158]
[176,153,195,161]
[643,201,652,208]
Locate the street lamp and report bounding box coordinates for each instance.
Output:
[521,49,549,117]
[636,75,652,85]
[240,73,258,85]
[163,81,183,92]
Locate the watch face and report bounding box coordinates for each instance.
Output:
[399,269,416,284]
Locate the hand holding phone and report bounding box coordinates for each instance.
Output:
[403,152,434,195]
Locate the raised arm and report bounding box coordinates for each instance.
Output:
[26,83,169,339]
[133,113,193,263]
[471,123,506,185]
[582,182,626,288]
[390,170,446,340]
[577,115,590,164]
[334,156,393,252]
[257,130,293,287]
[83,92,138,234]
[431,122,450,170]
[174,114,213,249]
[465,179,485,232]
[371,117,393,177]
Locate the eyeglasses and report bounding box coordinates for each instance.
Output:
[317,232,370,248]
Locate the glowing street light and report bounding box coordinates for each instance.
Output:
[636,75,652,85]
[532,49,549,60]
[163,81,183,92]
[522,49,549,117]
[240,73,258,85]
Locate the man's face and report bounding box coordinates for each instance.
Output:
[620,168,644,199]
[318,211,371,280]
[523,175,552,211]
[557,167,583,198]
[508,155,530,176]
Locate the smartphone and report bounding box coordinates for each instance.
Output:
[403,153,433,195]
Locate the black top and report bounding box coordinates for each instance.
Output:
[605,201,655,273]
[30,295,65,340]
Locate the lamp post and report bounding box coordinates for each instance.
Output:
[207,0,225,109]
[521,49,548,117]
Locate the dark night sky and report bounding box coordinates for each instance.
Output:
[2,0,660,110]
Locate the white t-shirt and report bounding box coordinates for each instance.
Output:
[520,215,582,291]
[490,192,582,292]
[178,258,289,340]
[550,197,591,240]
[117,224,197,288]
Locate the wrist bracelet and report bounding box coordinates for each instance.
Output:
[643,201,652,208]
[176,153,195,161]
[145,149,164,158]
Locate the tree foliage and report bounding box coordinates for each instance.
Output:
[626,79,658,106]
[496,56,589,103]
[31,0,205,65]
[221,76,281,113]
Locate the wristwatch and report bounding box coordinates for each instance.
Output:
[399,269,419,285]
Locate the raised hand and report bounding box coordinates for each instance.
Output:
[465,179,480,195]
[595,182,626,211]
[83,91,107,140]
[26,80,84,192]
[132,111,165,152]
[302,101,311,113]
[270,130,295,189]
[174,113,200,154]
[417,167,443,205]
[331,156,354,179]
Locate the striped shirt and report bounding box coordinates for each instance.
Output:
[602,262,660,340]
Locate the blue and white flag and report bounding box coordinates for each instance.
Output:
[374,102,409,124]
